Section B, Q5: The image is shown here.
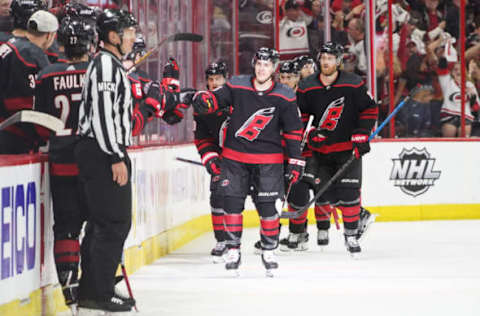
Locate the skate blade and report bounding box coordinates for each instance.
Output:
[349,252,361,260]
[212,255,225,264]
[265,270,275,278]
[358,214,377,242]
[293,244,309,252]
[77,307,107,316]
[279,245,291,252]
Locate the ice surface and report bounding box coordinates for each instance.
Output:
[128,220,480,316]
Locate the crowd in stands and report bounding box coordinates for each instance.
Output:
[279,0,480,138]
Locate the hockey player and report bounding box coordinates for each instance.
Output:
[0,0,46,44]
[193,61,229,262]
[288,42,378,257]
[74,9,180,314]
[294,55,316,79]
[0,9,58,154]
[278,60,300,91]
[47,2,98,63]
[192,47,304,275]
[34,17,95,311]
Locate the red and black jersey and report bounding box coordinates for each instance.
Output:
[128,69,153,136]
[0,37,50,144]
[212,75,303,164]
[194,111,229,161]
[34,61,88,175]
[297,70,378,154]
[46,40,69,64]
[0,31,12,45]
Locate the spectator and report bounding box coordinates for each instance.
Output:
[279,0,310,59]
[445,0,460,39]
[0,0,12,32]
[345,17,367,76]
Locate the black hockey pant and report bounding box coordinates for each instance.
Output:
[75,138,132,302]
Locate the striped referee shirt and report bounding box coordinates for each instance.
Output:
[78,49,133,162]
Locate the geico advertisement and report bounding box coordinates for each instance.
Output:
[0,163,41,304]
[363,141,480,206]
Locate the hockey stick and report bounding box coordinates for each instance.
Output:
[281,115,314,212]
[280,96,411,219]
[120,254,138,312]
[127,33,203,74]
[176,157,203,166]
[0,110,65,134]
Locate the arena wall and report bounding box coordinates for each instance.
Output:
[1,139,479,315]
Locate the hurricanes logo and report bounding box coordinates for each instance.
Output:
[390,148,441,197]
[287,26,306,38]
[256,10,272,24]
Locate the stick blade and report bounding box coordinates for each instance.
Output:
[171,32,203,42]
[0,110,65,134]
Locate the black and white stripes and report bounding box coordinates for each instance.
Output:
[78,49,133,162]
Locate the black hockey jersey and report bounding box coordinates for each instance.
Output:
[194,111,229,161]
[0,31,12,45]
[297,70,378,154]
[128,69,153,136]
[212,75,303,164]
[46,41,69,64]
[0,37,50,144]
[34,61,88,175]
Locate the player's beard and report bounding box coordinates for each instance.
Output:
[321,64,337,76]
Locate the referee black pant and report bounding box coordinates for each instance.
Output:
[74,137,132,302]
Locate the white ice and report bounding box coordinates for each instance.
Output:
[127,220,480,316]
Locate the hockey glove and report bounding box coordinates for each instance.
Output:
[285,158,306,185]
[201,152,221,176]
[162,103,190,125]
[161,57,180,93]
[192,91,219,114]
[307,127,330,150]
[351,128,370,159]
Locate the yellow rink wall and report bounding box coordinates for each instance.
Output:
[2,140,480,315]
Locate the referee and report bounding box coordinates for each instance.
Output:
[74,9,138,313]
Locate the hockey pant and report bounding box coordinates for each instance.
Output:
[75,138,132,302]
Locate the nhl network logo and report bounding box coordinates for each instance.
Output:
[390,147,441,197]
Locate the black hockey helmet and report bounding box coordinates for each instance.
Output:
[279,61,299,74]
[317,41,344,64]
[125,33,146,60]
[59,17,95,59]
[96,9,137,42]
[64,2,98,25]
[251,47,280,68]
[294,55,315,68]
[205,60,228,78]
[10,0,47,30]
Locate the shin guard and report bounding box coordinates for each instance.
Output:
[211,208,225,242]
[260,215,280,250]
[338,205,360,230]
[224,213,243,249]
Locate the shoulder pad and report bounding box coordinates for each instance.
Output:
[227,75,253,89]
[335,71,364,87]
[272,82,295,100]
[37,62,69,78]
[298,71,320,90]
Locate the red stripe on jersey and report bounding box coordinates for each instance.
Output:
[7,42,37,68]
[196,142,212,152]
[297,86,324,93]
[333,81,365,88]
[310,141,353,153]
[4,96,34,111]
[50,163,79,176]
[194,137,215,145]
[361,108,378,114]
[226,82,255,91]
[283,133,302,141]
[222,147,283,164]
[39,69,87,79]
[260,218,279,229]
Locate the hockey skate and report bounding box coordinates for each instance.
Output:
[317,229,329,250]
[285,232,309,251]
[261,250,278,277]
[225,248,241,276]
[77,296,132,315]
[279,236,290,252]
[356,208,376,241]
[344,233,361,259]
[211,241,227,263]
